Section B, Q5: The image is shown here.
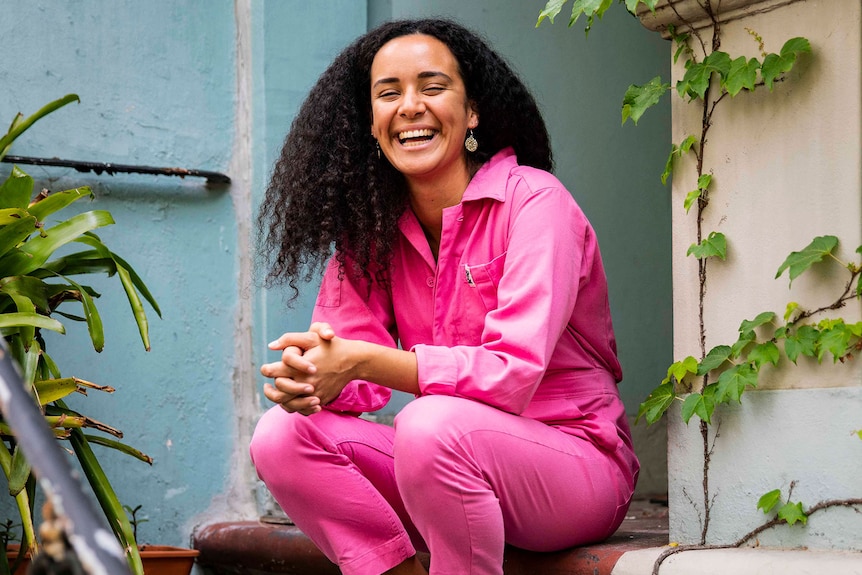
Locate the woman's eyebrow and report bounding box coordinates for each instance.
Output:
[372,70,453,89]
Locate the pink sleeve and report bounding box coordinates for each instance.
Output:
[311,257,396,413]
[413,184,594,414]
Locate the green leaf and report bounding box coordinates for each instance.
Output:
[687,231,727,260]
[59,273,105,352]
[760,38,810,91]
[731,330,755,358]
[679,135,698,154]
[637,382,676,424]
[0,215,38,260]
[683,189,701,213]
[0,166,35,210]
[26,186,93,222]
[697,173,712,191]
[661,136,697,185]
[32,377,80,405]
[67,427,144,575]
[818,324,851,362]
[0,94,80,162]
[625,0,658,12]
[698,345,733,375]
[0,312,64,334]
[784,325,819,363]
[667,356,699,384]
[758,489,782,514]
[0,210,115,276]
[622,76,670,125]
[84,434,153,465]
[784,302,799,322]
[778,501,808,526]
[748,341,780,368]
[0,276,49,313]
[537,0,613,34]
[781,37,812,57]
[724,56,760,96]
[677,51,732,100]
[537,0,568,26]
[775,236,838,285]
[8,446,31,496]
[681,391,714,424]
[739,311,776,333]
[715,363,758,403]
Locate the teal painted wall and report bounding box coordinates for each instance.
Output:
[0,0,670,554]
[368,1,673,416]
[1,0,238,548]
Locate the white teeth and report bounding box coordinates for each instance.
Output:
[398,129,435,140]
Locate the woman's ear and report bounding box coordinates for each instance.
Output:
[468,102,479,130]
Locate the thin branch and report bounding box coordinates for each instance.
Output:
[792,269,862,324]
[668,0,708,56]
[652,498,862,575]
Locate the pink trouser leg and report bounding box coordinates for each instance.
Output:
[249,407,423,575]
[251,396,633,575]
[394,395,632,575]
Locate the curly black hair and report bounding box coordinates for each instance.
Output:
[257,18,553,297]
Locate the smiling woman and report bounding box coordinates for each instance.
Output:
[252,18,638,575]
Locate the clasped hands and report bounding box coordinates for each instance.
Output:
[261,322,355,415]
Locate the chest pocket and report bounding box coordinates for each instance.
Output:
[463,251,507,312]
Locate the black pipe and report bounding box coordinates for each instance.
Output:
[2,155,230,185]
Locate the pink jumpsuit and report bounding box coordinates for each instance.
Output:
[250,148,639,575]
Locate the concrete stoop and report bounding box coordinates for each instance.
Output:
[613,546,862,575]
[193,498,669,575]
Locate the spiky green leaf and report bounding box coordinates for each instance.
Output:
[27,186,93,222]
[0,166,35,210]
[0,210,115,276]
[0,94,80,161]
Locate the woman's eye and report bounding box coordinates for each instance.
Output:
[423,86,445,94]
[379,90,399,99]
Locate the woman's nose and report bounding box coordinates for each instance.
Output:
[399,89,426,118]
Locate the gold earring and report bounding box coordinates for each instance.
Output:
[376,141,381,159]
[465,129,478,153]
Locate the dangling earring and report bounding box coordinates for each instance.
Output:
[465,129,478,153]
[376,140,381,159]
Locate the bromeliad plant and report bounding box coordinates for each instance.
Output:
[0,94,159,575]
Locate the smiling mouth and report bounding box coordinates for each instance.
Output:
[398,129,437,146]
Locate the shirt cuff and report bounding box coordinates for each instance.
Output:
[411,344,458,396]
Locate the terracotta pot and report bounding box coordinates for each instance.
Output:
[7,544,199,575]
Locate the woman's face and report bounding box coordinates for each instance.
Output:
[370,34,478,192]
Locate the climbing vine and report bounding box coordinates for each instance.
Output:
[538,0,862,568]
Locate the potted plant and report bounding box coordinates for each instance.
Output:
[125,505,199,575]
[0,94,164,575]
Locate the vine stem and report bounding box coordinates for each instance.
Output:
[651,499,862,575]
[792,268,862,323]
